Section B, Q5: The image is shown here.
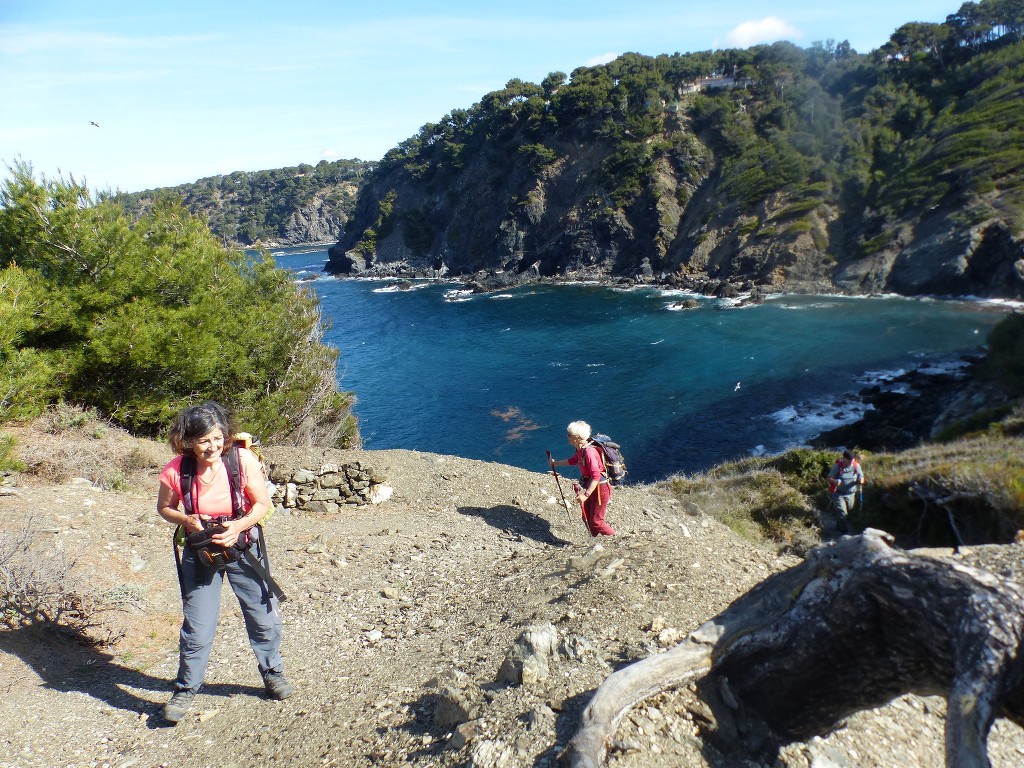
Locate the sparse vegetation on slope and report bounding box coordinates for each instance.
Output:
[114,158,374,247]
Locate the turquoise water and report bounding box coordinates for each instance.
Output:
[273,248,1011,483]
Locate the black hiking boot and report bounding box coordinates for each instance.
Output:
[263,670,295,700]
[163,689,195,723]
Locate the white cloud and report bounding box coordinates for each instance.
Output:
[319,149,339,160]
[585,51,618,66]
[724,17,802,48]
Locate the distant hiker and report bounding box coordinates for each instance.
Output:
[549,420,616,537]
[156,402,293,724]
[826,449,865,533]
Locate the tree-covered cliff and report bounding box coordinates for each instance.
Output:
[115,158,374,247]
[328,0,1024,299]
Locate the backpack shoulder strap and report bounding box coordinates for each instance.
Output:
[223,443,246,518]
[180,448,246,518]
[180,454,197,515]
[587,440,607,475]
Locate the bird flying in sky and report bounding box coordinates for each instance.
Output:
[89,121,100,128]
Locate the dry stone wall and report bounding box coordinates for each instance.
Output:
[263,450,393,515]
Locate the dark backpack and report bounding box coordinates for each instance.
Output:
[590,434,627,485]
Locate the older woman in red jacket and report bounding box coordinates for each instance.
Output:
[549,420,616,536]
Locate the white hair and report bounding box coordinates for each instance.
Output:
[566,420,591,441]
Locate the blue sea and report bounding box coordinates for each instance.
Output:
[271,247,1014,483]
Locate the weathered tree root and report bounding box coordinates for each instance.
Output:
[566,529,1024,768]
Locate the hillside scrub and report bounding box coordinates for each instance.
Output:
[0,163,358,447]
[664,431,1024,551]
[114,158,374,246]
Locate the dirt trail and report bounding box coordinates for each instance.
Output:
[2,445,1024,768]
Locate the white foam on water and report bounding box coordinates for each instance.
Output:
[373,281,433,293]
[774,300,842,310]
[752,392,874,457]
[665,300,701,311]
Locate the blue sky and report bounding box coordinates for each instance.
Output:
[1,0,956,193]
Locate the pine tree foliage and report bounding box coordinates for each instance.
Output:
[0,161,358,446]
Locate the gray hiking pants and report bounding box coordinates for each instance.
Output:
[174,529,283,693]
[833,493,856,518]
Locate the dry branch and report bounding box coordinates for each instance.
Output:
[566,529,1024,768]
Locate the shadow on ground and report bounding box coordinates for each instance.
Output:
[458,504,572,547]
[0,624,264,728]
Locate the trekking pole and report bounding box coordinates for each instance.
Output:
[546,451,576,526]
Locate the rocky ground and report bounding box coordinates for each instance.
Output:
[2,431,1024,768]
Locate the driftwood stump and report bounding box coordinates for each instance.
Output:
[566,529,1024,768]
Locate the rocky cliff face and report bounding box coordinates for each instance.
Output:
[278,193,347,245]
[835,215,1024,299]
[326,45,1024,299]
[328,144,1024,299]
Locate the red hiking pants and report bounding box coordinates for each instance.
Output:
[582,482,615,536]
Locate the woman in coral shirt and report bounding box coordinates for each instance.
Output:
[156,401,292,723]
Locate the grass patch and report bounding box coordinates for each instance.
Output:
[664,463,820,554]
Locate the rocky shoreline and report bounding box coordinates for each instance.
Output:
[321,253,828,304]
[325,263,839,318]
[811,353,1014,452]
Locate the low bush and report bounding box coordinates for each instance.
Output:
[0,431,23,474]
[665,462,818,551]
[0,515,120,644]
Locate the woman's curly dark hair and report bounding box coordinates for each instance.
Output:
[167,402,236,455]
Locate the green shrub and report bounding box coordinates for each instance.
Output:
[811,227,829,252]
[374,191,398,239]
[0,431,23,474]
[771,199,821,220]
[737,219,760,236]
[765,448,838,495]
[862,232,893,255]
[0,164,357,447]
[518,143,558,172]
